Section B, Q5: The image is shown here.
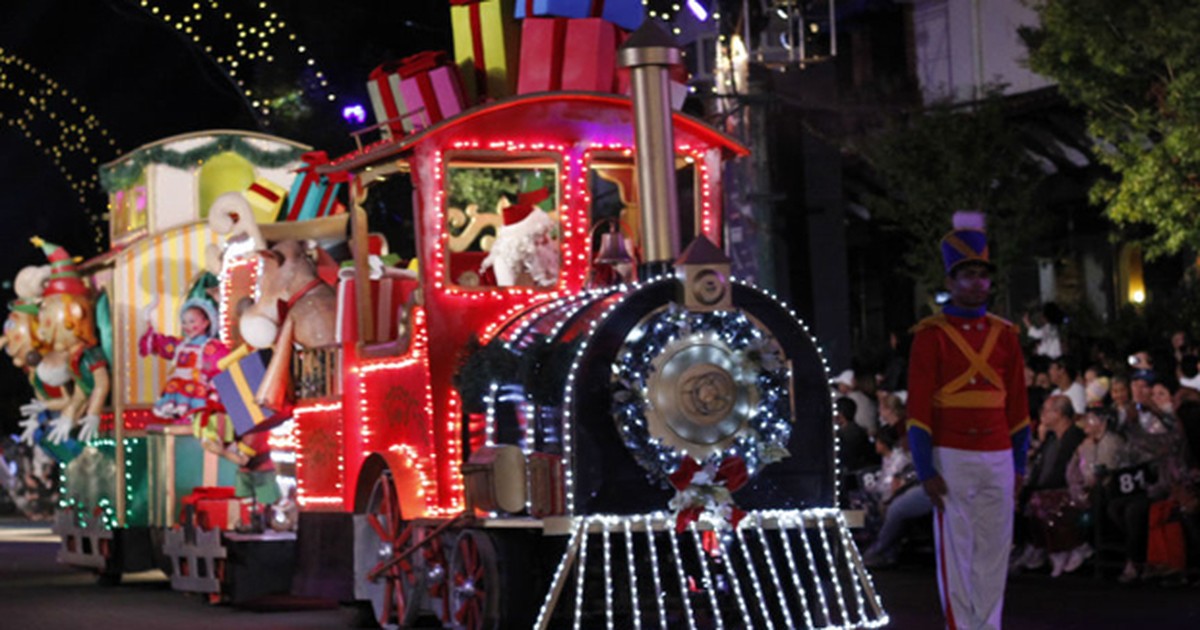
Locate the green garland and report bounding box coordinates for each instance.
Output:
[99,134,307,193]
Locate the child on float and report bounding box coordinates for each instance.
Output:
[138,294,229,422]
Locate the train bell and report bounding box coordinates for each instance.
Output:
[595,230,634,265]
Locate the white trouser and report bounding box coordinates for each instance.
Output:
[932,446,1014,630]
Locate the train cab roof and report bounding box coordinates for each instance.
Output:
[322,92,749,175]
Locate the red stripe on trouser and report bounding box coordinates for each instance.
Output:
[937,509,957,630]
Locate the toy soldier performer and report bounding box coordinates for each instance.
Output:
[906,218,1030,630]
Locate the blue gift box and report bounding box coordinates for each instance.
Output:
[514,0,643,31]
[212,349,280,437]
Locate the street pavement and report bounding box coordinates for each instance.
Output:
[3,517,1200,628]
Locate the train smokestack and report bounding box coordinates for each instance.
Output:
[618,21,682,272]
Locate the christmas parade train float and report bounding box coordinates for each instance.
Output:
[12,14,887,630]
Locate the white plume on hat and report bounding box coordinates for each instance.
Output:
[832,369,854,388]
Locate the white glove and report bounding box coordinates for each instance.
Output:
[47,415,75,444]
[19,416,41,446]
[139,296,160,328]
[77,414,101,443]
[19,399,47,417]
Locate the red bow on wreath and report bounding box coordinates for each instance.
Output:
[670,454,750,532]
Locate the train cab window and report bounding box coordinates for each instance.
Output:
[444,162,560,289]
[587,158,696,264]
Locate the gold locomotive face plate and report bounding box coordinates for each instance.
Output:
[643,331,760,461]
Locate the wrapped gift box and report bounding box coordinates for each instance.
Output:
[213,347,282,437]
[181,486,250,531]
[243,178,287,225]
[450,0,521,103]
[277,151,346,222]
[514,0,643,31]
[367,51,467,137]
[528,452,564,517]
[147,424,237,528]
[518,18,619,94]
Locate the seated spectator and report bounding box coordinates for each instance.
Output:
[1049,357,1087,415]
[1110,374,1136,429]
[835,396,876,473]
[872,425,913,505]
[834,369,879,437]
[1084,365,1111,409]
[862,477,931,568]
[1062,407,1128,573]
[1011,395,1087,576]
[877,392,906,431]
[1108,369,1190,583]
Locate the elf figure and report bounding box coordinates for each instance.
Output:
[30,237,109,445]
[224,428,281,532]
[6,266,74,447]
[138,281,229,422]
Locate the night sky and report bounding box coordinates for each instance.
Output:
[0,0,452,428]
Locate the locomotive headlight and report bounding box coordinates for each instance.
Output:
[645,333,758,460]
[612,304,792,484]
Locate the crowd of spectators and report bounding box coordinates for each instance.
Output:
[835,311,1200,585]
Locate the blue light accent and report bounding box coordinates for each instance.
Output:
[342,103,367,124]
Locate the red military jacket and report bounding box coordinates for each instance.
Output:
[907,311,1030,453]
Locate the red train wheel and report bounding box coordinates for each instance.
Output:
[424,532,450,622]
[362,472,419,627]
[449,531,499,630]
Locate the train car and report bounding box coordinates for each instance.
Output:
[49,130,314,591]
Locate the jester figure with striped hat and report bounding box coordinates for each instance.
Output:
[29,237,110,446]
[906,213,1031,630]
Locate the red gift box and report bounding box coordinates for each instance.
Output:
[368,52,467,137]
[180,487,250,531]
[517,18,619,94]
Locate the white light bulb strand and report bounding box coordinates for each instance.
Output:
[715,525,754,629]
[776,514,817,630]
[688,523,725,630]
[835,511,877,625]
[573,518,591,630]
[623,519,643,630]
[666,526,698,630]
[753,515,797,629]
[797,512,833,627]
[535,518,585,629]
[643,514,669,630]
[816,514,850,627]
[603,520,614,630]
[733,525,776,630]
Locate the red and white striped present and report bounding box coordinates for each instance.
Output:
[367,51,467,138]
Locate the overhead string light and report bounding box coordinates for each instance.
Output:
[136,0,338,124]
[0,48,120,252]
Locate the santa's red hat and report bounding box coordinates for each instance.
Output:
[31,237,88,298]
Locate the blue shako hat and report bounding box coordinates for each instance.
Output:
[940,228,995,275]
